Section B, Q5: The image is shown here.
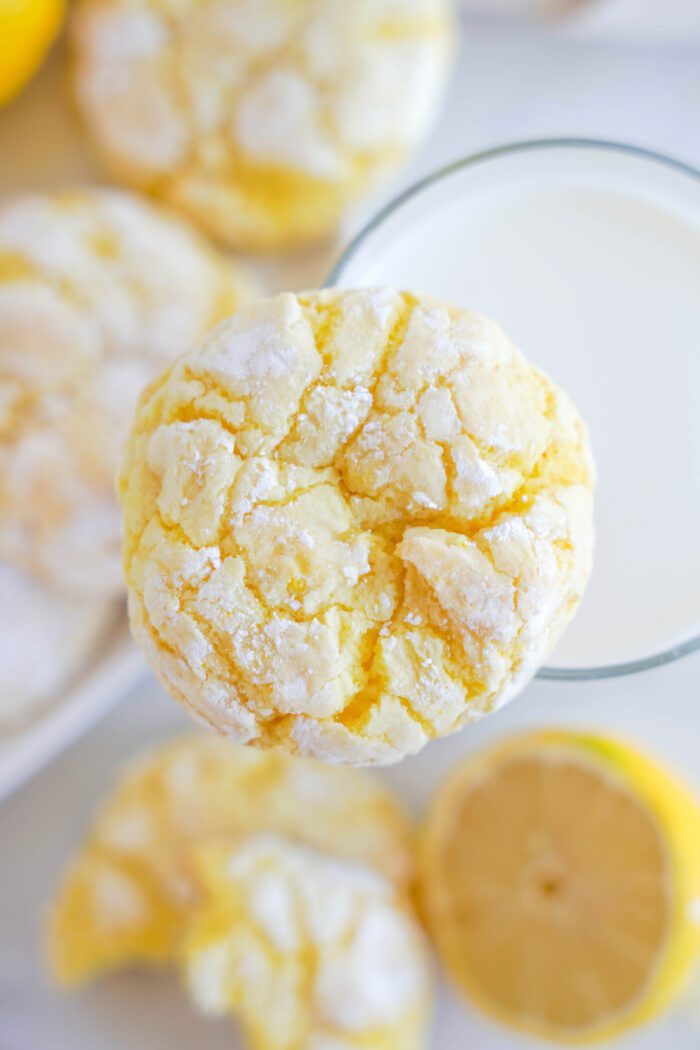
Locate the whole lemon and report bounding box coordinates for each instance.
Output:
[0,0,64,105]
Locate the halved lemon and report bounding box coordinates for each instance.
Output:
[420,729,700,1043]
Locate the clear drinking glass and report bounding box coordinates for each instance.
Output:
[329,139,700,680]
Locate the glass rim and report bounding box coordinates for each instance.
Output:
[326,136,700,682]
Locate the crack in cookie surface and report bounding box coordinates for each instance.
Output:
[120,289,595,764]
[0,189,257,595]
[71,0,456,249]
[182,836,431,1049]
[47,732,415,985]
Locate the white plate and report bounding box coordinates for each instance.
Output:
[0,620,145,803]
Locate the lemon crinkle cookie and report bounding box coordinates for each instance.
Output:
[120,289,595,764]
[184,836,431,1050]
[47,733,414,984]
[0,562,115,727]
[71,0,456,250]
[0,189,257,596]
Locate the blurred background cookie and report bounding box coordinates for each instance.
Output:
[0,562,115,728]
[47,733,414,984]
[184,836,431,1050]
[0,188,258,597]
[70,0,457,251]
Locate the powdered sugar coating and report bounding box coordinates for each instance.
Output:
[0,189,257,595]
[0,562,115,727]
[120,289,595,765]
[47,733,414,985]
[71,0,456,250]
[184,836,431,1049]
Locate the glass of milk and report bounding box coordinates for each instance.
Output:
[329,139,700,680]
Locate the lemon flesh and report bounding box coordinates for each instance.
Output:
[421,730,700,1043]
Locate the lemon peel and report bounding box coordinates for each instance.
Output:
[0,0,64,105]
[420,729,700,1043]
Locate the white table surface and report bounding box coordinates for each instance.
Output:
[1,13,700,1050]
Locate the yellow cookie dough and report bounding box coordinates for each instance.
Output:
[47,733,414,984]
[0,189,257,596]
[183,836,432,1050]
[71,0,456,251]
[120,289,594,765]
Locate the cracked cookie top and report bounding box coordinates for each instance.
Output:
[0,189,258,595]
[47,733,414,985]
[183,836,431,1050]
[119,289,594,764]
[71,0,456,250]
